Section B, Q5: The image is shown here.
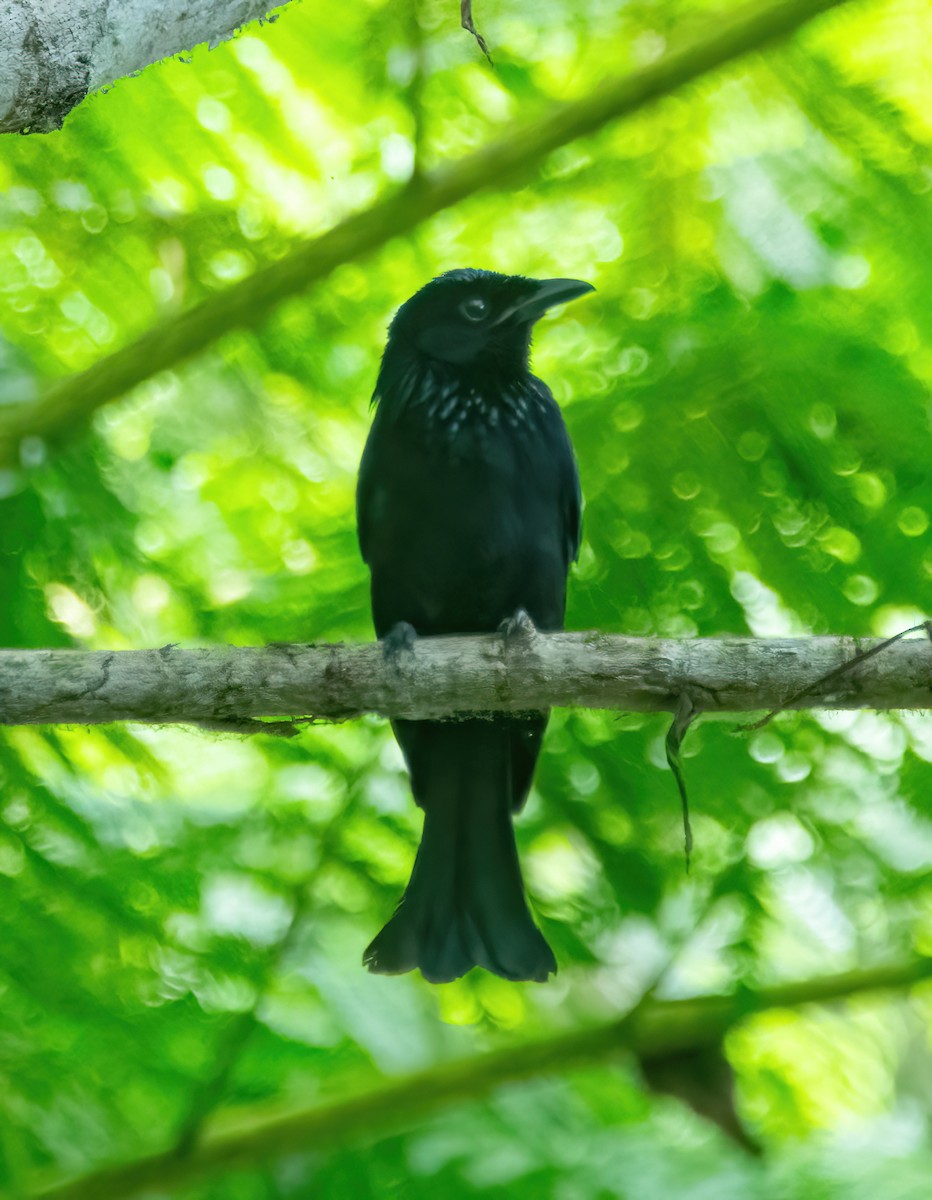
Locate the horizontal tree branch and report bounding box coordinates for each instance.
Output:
[0,0,858,464]
[33,956,932,1200]
[1,633,930,728]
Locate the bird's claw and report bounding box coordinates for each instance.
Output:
[499,608,537,646]
[382,621,418,666]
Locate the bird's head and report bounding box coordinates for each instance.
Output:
[382,268,594,380]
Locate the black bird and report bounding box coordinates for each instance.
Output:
[357,268,593,983]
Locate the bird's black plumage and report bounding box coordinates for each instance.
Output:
[357,268,593,983]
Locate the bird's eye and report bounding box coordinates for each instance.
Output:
[459,296,489,322]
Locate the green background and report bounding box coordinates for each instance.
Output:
[1,0,931,1195]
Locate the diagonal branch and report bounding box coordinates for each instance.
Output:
[31,957,932,1200]
[0,0,861,465]
[1,632,930,728]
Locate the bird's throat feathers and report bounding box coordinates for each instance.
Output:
[373,347,550,437]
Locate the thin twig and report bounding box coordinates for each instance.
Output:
[740,621,932,732]
[461,0,493,63]
[664,694,699,870]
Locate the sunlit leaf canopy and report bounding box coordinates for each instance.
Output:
[1,0,932,1195]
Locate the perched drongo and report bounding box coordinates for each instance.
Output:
[357,268,593,983]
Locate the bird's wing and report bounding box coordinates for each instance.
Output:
[553,407,582,567]
[356,415,380,566]
[534,376,582,568]
[565,450,582,565]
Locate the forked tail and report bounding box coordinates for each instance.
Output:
[363,781,555,984]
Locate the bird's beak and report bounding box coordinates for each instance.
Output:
[495,278,595,326]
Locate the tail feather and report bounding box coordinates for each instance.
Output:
[364,725,555,983]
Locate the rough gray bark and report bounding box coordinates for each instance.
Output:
[0,0,290,133]
[1,633,930,728]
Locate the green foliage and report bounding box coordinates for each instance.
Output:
[1,0,932,1196]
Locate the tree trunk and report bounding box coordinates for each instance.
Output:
[0,0,291,134]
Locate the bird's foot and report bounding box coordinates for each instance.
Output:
[382,621,418,666]
[499,608,537,646]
